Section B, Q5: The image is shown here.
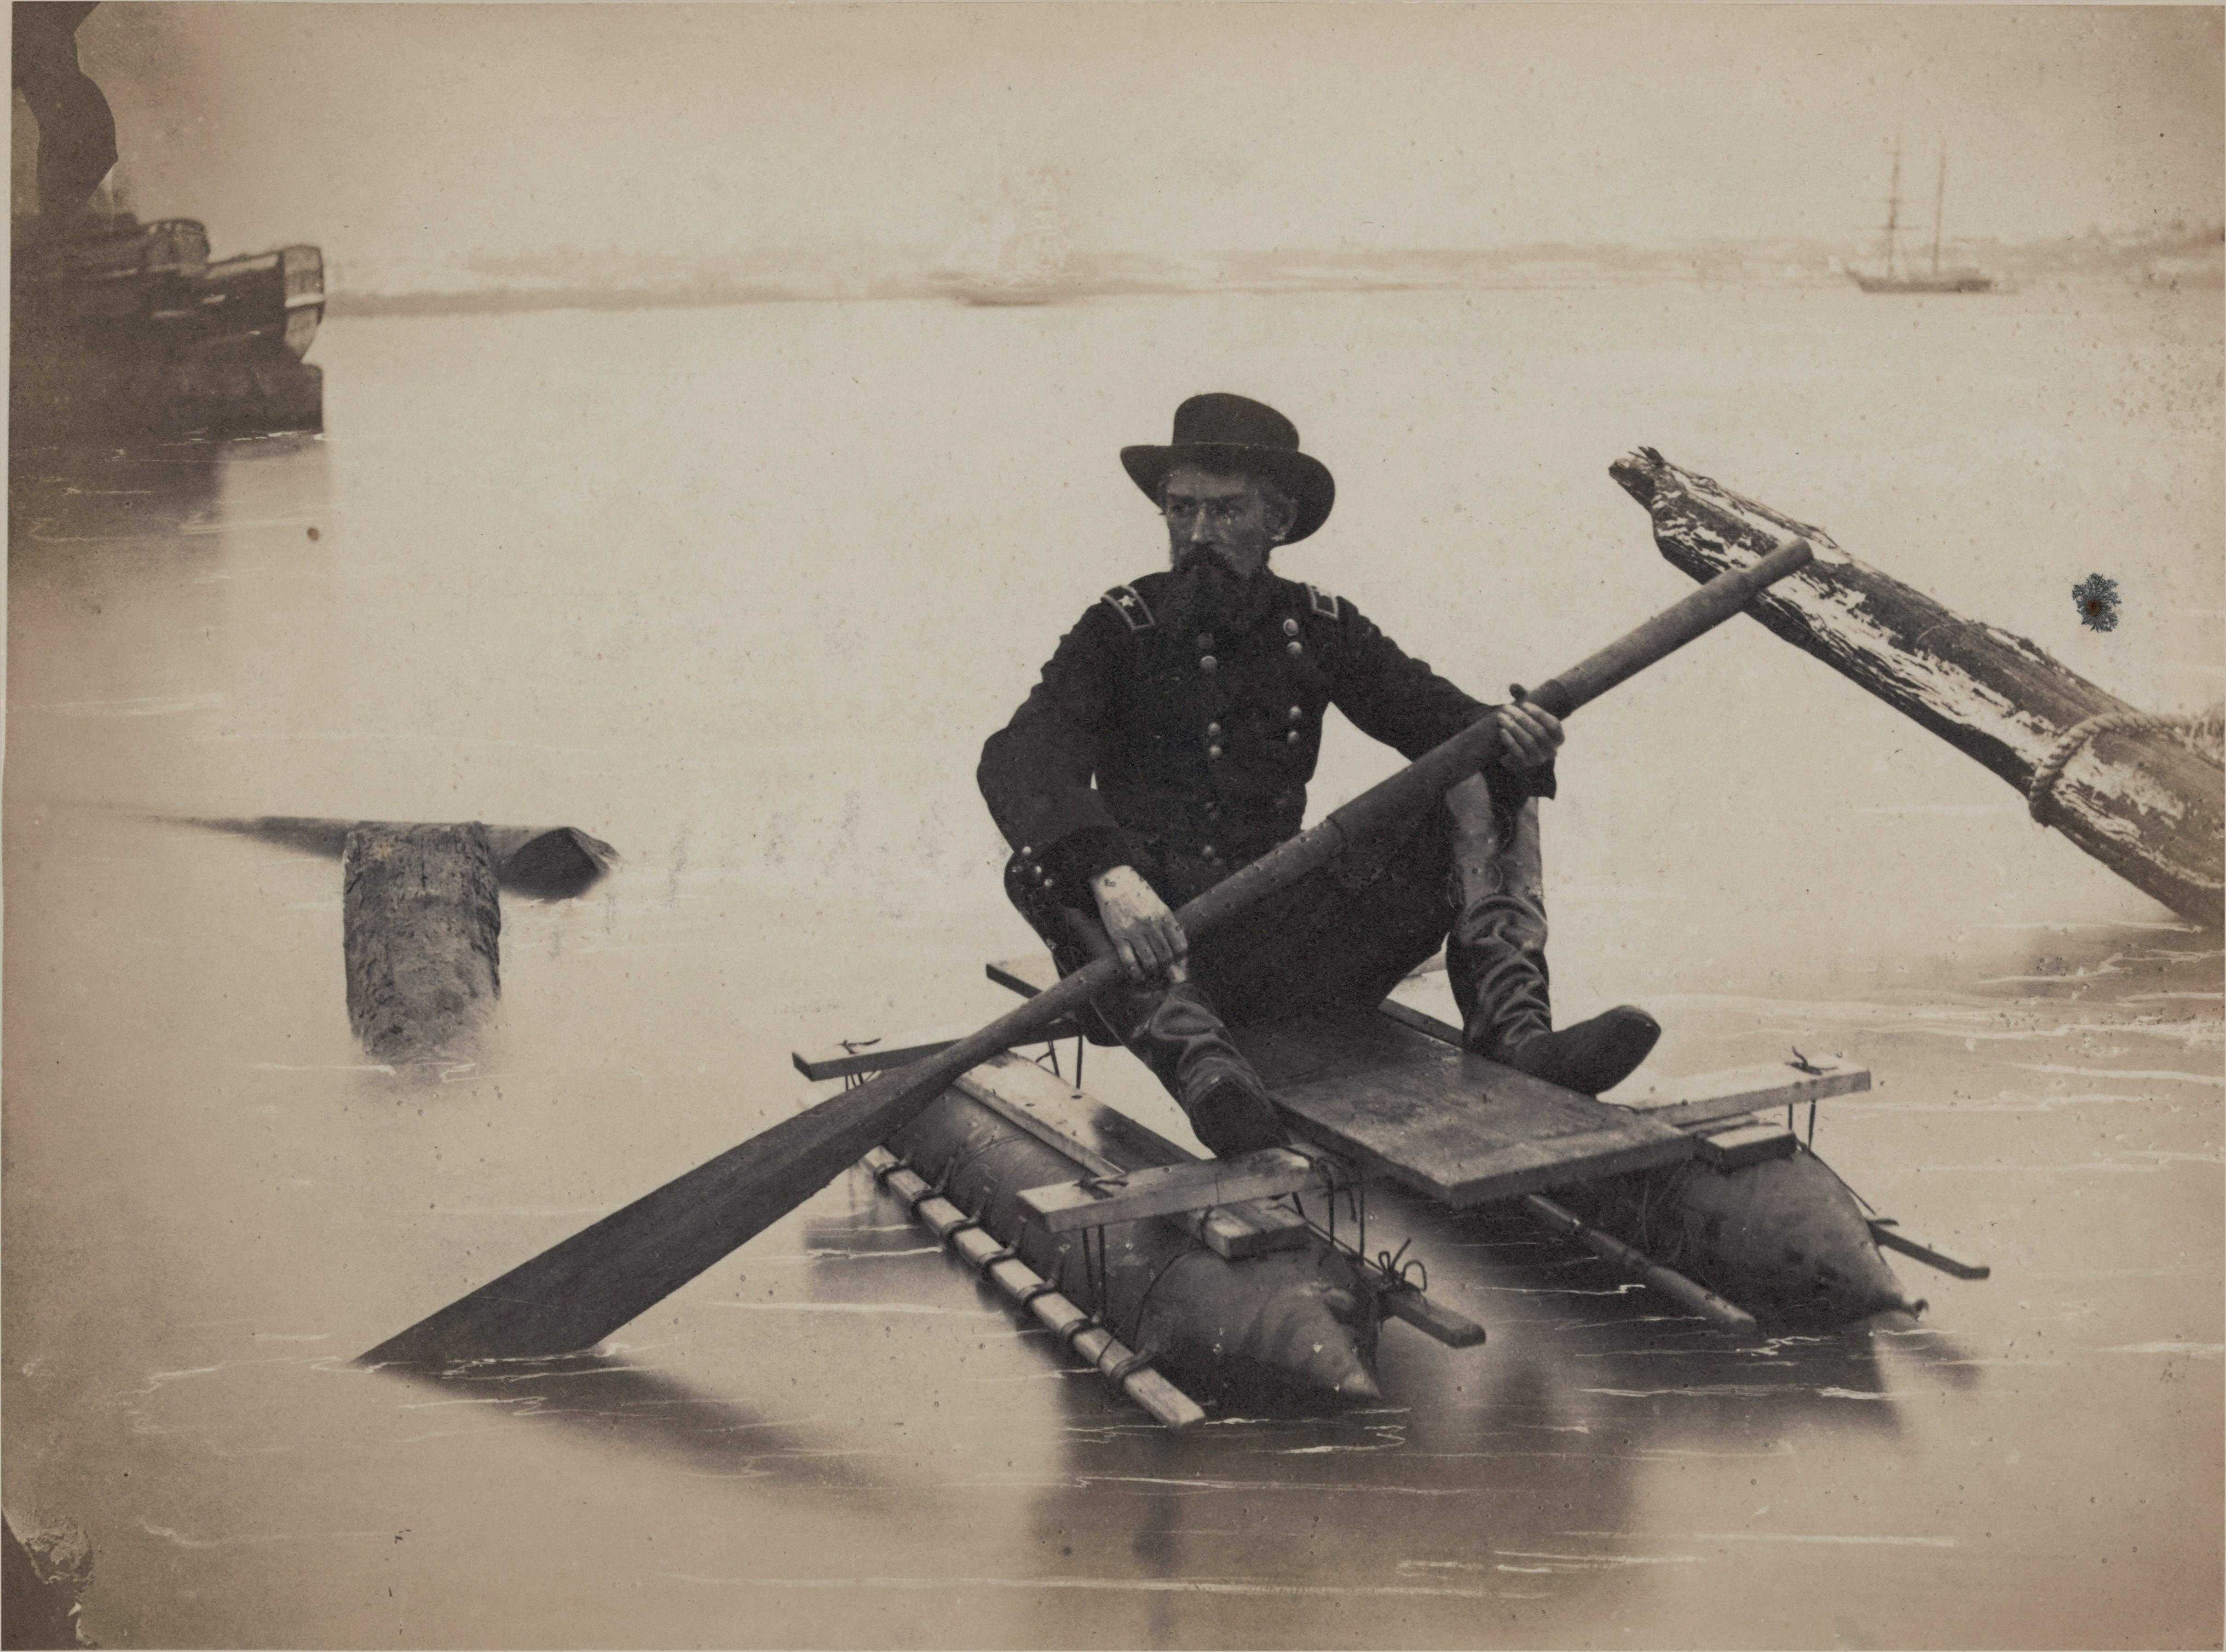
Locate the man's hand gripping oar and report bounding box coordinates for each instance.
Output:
[359,535,1813,1367]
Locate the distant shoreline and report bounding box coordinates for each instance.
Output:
[323,254,2222,322]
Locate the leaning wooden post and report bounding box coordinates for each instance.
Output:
[343,824,501,1063]
[1611,447,2224,928]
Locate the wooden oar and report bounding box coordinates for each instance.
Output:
[360,536,1813,1366]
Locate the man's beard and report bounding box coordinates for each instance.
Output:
[1162,545,1272,636]
[1168,542,1270,577]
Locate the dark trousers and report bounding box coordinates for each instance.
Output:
[1005,807,1469,1040]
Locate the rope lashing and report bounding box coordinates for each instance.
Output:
[1373,1237,1428,1295]
[1103,1345,1161,1384]
[1122,1248,1201,1346]
[870,1155,911,1189]
[2029,707,2225,825]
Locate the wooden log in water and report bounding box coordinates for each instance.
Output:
[1610,447,2224,928]
[184,815,617,899]
[343,824,500,1063]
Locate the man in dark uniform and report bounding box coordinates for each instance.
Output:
[979,393,1658,1156]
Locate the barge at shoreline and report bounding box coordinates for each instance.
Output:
[11,213,325,443]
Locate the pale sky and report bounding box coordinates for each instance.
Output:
[72,4,2226,272]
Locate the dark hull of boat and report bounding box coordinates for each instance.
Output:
[885,1079,1385,1404]
[1850,271,1995,294]
[11,217,324,443]
[1549,1147,1920,1328]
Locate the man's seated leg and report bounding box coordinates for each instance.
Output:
[1101,965,1288,1158]
[1001,850,1285,1156]
[1443,777,1659,1096]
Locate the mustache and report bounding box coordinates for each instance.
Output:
[1169,543,1263,573]
[1159,547,1271,636]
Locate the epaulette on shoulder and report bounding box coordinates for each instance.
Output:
[1305,583,1343,621]
[1101,583,1156,631]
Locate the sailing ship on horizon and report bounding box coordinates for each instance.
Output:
[934,167,1076,307]
[1849,139,1996,294]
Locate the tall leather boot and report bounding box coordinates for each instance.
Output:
[1442,774,1660,1097]
[1098,969,1288,1158]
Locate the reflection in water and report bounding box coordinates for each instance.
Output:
[806,1143,1936,1643]
[370,1354,881,1493]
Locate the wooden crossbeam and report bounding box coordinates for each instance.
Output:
[953,1055,1309,1258]
[792,1019,1081,1083]
[1611,1059,1870,1132]
[1019,1148,1326,1233]
[1691,1118,1800,1167]
[1379,1290,1488,1348]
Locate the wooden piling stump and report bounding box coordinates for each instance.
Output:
[1613,447,2224,927]
[343,823,501,1063]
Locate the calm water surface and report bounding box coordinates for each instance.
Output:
[6,282,2220,1648]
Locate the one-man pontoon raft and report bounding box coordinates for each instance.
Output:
[795,956,1985,1425]
[1613,449,2224,928]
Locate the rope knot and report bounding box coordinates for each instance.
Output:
[1372,1238,1429,1295]
[2029,708,2221,825]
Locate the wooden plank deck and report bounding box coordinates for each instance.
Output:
[952,1054,1311,1257]
[987,956,1694,1208]
[1019,1147,1325,1232]
[1230,1008,1693,1206]
[1610,1057,1870,1130]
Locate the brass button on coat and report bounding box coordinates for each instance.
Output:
[1200,655,1218,672]
[1287,705,1302,722]
[1206,722,1223,737]
[1207,745,1223,760]
[1282,618,1299,636]
[1286,730,1300,745]
[1286,641,1302,656]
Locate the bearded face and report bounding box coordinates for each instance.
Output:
[1160,465,1297,581]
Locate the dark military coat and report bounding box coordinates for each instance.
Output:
[979,567,1551,900]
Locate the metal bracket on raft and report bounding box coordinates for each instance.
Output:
[1868,1219,1992,1280]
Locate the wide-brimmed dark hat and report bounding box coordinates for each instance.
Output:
[1120,393,1335,543]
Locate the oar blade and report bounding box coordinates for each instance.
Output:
[358,1062,934,1366]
